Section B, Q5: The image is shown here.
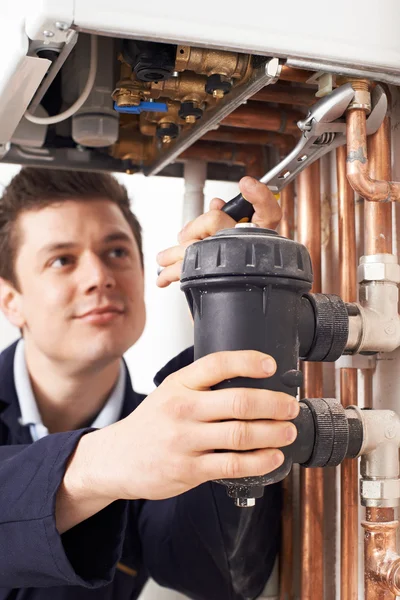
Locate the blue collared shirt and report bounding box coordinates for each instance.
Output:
[13,339,126,441]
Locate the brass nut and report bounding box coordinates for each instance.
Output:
[212,89,225,100]
[162,135,172,144]
[185,115,197,124]
[358,261,400,284]
[361,479,400,507]
[349,89,371,113]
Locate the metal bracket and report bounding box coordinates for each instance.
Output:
[144,58,281,177]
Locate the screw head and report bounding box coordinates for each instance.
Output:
[43,30,55,38]
[185,115,197,124]
[235,497,256,508]
[55,21,69,31]
[162,135,172,144]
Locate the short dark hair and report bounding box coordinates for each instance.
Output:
[0,168,143,287]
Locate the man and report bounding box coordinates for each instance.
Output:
[0,168,298,600]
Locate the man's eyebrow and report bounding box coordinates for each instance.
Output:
[39,242,78,255]
[39,232,133,254]
[103,232,133,244]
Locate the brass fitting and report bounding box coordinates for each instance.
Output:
[112,61,151,107]
[213,89,225,100]
[338,77,372,113]
[150,71,213,107]
[110,130,155,164]
[175,46,252,81]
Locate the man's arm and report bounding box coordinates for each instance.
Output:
[0,430,128,588]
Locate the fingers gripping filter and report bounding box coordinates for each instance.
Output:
[180,226,314,505]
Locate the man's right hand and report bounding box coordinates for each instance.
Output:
[56,351,299,533]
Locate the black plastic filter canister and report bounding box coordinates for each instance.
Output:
[180,225,314,506]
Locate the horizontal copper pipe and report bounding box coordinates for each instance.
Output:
[346,109,400,203]
[202,126,294,156]
[252,85,317,106]
[179,141,265,178]
[365,116,393,254]
[279,65,314,83]
[222,102,302,136]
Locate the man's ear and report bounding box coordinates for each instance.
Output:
[0,278,25,328]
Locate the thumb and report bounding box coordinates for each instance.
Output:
[238,177,281,229]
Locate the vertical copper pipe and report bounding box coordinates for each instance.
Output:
[338,145,357,301]
[278,181,295,600]
[339,370,358,599]
[297,161,324,600]
[337,145,359,600]
[365,116,393,254]
[360,108,394,600]
[279,475,294,600]
[278,182,295,239]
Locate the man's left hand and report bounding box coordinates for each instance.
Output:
[156,176,282,288]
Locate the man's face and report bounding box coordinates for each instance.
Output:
[2,198,146,371]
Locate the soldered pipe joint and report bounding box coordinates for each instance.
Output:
[363,520,400,595]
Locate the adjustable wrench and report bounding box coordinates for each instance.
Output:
[223,83,387,222]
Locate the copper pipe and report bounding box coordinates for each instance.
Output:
[279,474,294,600]
[346,109,400,204]
[201,127,294,156]
[364,116,393,254]
[340,370,358,600]
[278,182,295,239]
[278,182,295,600]
[222,103,303,136]
[363,509,400,600]
[337,145,357,302]
[252,85,317,106]
[337,144,359,600]
[297,161,324,600]
[179,142,265,178]
[279,65,314,83]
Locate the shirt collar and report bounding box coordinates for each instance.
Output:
[14,339,126,440]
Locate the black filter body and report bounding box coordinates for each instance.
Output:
[181,226,314,502]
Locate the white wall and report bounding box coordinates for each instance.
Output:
[0,162,239,600]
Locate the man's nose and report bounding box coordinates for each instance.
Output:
[81,253,116,293]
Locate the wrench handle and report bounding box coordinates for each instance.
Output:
[222,193,255,222]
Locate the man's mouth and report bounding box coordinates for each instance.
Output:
[77,305,125,324]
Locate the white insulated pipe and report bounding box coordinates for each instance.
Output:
[182,160,207,226]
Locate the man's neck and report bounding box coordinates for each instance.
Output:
[23,341,121,433]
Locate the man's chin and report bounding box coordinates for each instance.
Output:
[74,331,137,366]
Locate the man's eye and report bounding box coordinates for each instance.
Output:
[50,256,73,268]
[109,247,128,259]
